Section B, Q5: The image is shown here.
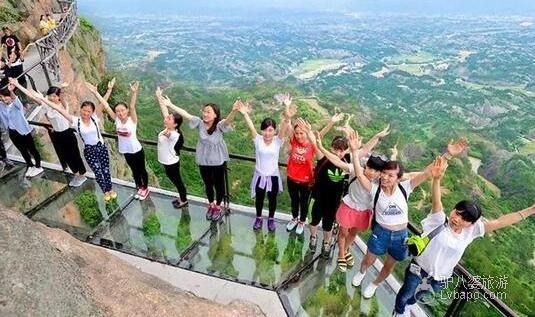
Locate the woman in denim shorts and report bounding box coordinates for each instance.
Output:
[346,129,468,299]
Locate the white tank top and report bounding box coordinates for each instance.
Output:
[115,117,142,154]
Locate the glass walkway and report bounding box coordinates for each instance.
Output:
[0,161,407,317]
[0,159,516,317]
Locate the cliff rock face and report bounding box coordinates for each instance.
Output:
[0,0,58,43]
[0,207,265,317]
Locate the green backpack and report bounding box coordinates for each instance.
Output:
[406,221,447,256]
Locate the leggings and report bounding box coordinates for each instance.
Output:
[51,129,86,174]
[164,161,188,202]
[255,176,279,218]
[0,134,6,160]
[199,163,226,205]
[83,142,112,193]
[287,177,311,222]
[8,129,41,168]
[310,196,340,232]
[124,148,149,189]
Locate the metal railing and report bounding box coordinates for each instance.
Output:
[0,1,78,92]
[23,119,518,317]
[34,0,78,86]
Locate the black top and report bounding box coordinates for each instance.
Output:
[311,156,346,201]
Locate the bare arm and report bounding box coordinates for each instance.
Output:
[484,204,535,234]
[102,77,115,102]
[411,138,469,189]
[221,100,239,126]
[8,78,41,103]
[155,87,169,118]
[86,82,116,120]
[278,116,290,140]
[347,129,372,192]
[161,96,194,121]
[430,157,448,213]
[128,81,139,124]
[315,132,351,172]
[235,100,257,139]
[319,113,344,138]
[360,124,390,154]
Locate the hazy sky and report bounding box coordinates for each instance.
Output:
[79,0,535,16]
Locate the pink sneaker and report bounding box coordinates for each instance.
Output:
[138,187,150,201]
[205,204,214,220]
[211,205,223,221]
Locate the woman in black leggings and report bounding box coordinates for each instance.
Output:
[155,87,188,208]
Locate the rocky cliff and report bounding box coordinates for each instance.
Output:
[0,207,264,317]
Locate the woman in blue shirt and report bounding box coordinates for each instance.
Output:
[0,79,42,177]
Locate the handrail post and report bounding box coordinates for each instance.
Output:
[445,284,469,317]
[223,161,231,211]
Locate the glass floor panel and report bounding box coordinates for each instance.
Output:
[179,211,322,289]
[30,180,134,240]
[279,242,399,317]
[0,167,68,215]
[92,193,211,266]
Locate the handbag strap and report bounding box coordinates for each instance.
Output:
[426,219,448,240]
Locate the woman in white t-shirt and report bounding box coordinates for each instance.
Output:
[234,100,290,232]
[13,84,87,187]
[394,157,535,317]
[87,80,150,200]
[155,87,188,208]
[348,129,469,299]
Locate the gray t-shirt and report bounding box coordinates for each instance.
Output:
[189,116,232,166]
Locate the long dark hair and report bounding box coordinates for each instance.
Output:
[204,103,221,135]
[46,86,61,99]
[172,112,184,152]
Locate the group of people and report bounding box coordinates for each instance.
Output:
[0,75,534,316]
[39,14,58,35]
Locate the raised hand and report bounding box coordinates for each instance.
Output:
[85,82,98,93]
[447,138,469,157]
[344,113,354,128]
[155,86,163,99]
[330,112,345,123]
[314,131,323,148]
[390,143,399,160]
[295,117,311,131]
[347,128,361,151]
[377,124,391,139]
[129,81,139,93]
[431,156,448,179]
[281,93,292,107]
[107,77,116,90]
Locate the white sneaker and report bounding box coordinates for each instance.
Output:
[363,282,379,299]
[286,218,298,231]
[352,270,366,287]
[295,221,305,235]
[25,167,33,177]
[69,175,87,187]
[30,167,44,177]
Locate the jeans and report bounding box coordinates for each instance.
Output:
[367,223,408,261]
[394,262,445,314]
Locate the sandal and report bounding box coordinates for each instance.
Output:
[345,251,354,267]
[337,257,347,272]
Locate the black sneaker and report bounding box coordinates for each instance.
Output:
[321,242,331,258]
[308,235,317,251]
[172,199,189,209]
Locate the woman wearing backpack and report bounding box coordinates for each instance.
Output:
[347,128,468,298]
[393,157,535,316]
[155,87,188,208]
